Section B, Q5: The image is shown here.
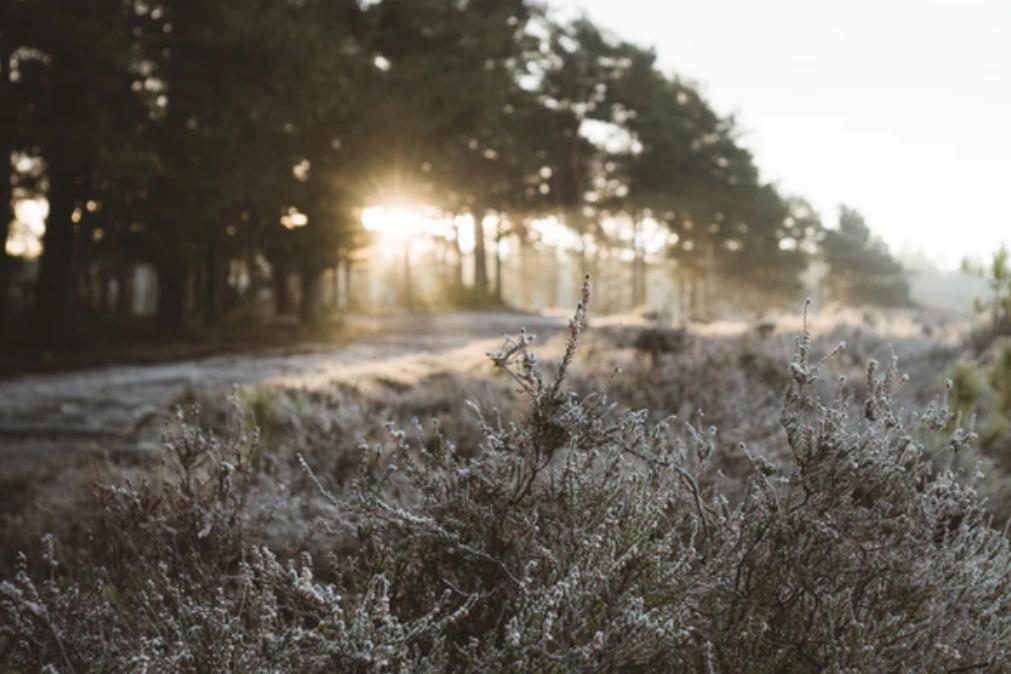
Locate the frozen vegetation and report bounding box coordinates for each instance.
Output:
[3,284,1011,672]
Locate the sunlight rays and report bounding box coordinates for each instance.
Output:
[361,203,454,246]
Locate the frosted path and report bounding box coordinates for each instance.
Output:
[0,312,566,465]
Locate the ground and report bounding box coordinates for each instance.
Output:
[0,305,985,532]
[0,312,567,468]
[5,306,1008,673]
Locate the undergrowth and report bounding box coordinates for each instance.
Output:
[3,281,1011,672]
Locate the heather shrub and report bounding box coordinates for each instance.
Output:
[991,340,1011,416]
[949,342,1011,454]
[4,284,1011,672]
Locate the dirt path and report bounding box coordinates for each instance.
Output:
[0,312,565,465]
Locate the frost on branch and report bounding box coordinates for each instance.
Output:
[3,291,1011,673]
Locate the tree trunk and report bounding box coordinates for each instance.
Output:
[157,254,188,332]
[439,238,452,295]
[703,240,715,320]
[332,264,340,309]
[99,262,112,315]
[630,219,642,308]
[76,222,96,317]
[678,274,688,326]
[272,258,291,316]
[116,261,132,318]
[0,38,13,327]
[569,132,588,278]
[154,3,211,334]
[637,253,648,307]
[518,236,529,309]
[244,246,261,300]
[549,251,561,308]
[690,276,700,321]
[472,212,488,300]
[493,220,503,303]
[34,167,78,346]
[298,267,321,324]
[204,226,227,326]
[452,221,465,300]
[343,257,354,309]
[402,244,414,308]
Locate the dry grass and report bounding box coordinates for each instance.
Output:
[3,297,1011,672]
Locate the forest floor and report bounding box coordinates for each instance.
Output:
[1,305,980,534]
[0,311,567,468]
[0,306,967,469]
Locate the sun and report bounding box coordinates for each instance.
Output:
[361,203,427,243]
[360,202,453,245]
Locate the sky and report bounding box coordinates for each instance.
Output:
[556,0,1010,269]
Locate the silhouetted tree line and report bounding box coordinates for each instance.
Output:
[0,0,912,347]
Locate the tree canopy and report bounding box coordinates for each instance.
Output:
[0,0,912,345]
[822,206,913,308]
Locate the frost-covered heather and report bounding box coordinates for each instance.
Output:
[3,285,1011,672]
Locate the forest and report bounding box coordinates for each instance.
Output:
[4,2,1011,672]
[2,0,912,352]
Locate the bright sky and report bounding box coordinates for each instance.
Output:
[557,0,1010,269]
